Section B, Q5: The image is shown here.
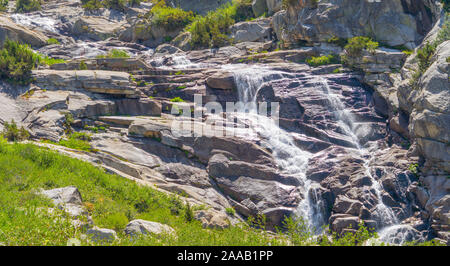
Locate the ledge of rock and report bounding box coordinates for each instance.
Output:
[0,15,48,47]
[32,70,136,95]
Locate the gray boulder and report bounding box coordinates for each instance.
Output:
[124,219,176,237]
[41,186,83,206]
[230,18,272,43]
[252,0,268,17]
[87,227,118,242]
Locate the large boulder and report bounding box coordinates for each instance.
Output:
[266,0,282,15]
[273,0,441,49]
[206,71,236,90]
[41,186,83,206]
[0,15,48,47]
[252,0,268,17]
[86,227,117,242]
[32,70,136,95]
[71,17,126,41]
[229,18,272,43]
[194,210,230,229]
[124,219,176,237]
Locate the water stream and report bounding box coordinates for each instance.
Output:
[224,65,327,232]
[313,77,415,245]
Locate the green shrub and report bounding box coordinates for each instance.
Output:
[187,0,255,49]
[225,207,235,216]
[81,0,103,11]
[104,0,127,11]
[327,36,348,48]
[149,3,195,32]
[15,0,41,13]
[416,42,436,73]
[96,49,130,58]
[0,39,40,84]
[38,54,65,66]
[1,120,30,142]
[170,97,184,102]
[0,0,8,11]
[306,54,340,67]
[79,60,88,70]
[46,38,60,45]
[344,36,379,56]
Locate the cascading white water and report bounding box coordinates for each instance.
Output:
[10,13,58,33]
[225,65,327,231]
[314,77,411,244]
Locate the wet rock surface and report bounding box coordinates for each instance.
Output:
[0,0,447,245]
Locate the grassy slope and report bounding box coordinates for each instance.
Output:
[0,139,285,246]
[0,139,442,246]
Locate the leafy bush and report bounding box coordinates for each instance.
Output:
[46,38,60,45]
[149,3,195,32]
[104,0,127,11]
[344,36,379,56]
[416,42,436,73]
[79,60,88,70]
[409,14,449,87]
[15,0,41,13]
[0,0,8,11]
[96,49,130,58]
[170,97,184,102]
[38,54,65,66]
[187,0,255,49]
[0,39,40,84]
[0,120,30,142]
[306,54,340,67]
[81,0,103,11]
[225,207,235,216]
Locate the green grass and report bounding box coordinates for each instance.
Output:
[42,132,93,152]
[96,49,130,59]
[46,38,60,45]
[0,140,285,246]
[0,139,444,246]
[306,54,340,67]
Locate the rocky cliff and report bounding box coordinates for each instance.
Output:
[0,0,448,245]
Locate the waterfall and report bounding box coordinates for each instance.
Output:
[313,77,413,244]
[11,13,58,33]
[226,65,326,232]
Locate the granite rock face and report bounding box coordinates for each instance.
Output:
[273,0,441,49]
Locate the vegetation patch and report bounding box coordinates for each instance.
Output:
[186,0,254,49]
[0,0,8,11]
[148,1,195,32]
[96,49,130,59]
[46,38,60,45]
[0,39,40,84]
[306,54,340,67]
[15,0,41,13]
[0,120,30,142]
